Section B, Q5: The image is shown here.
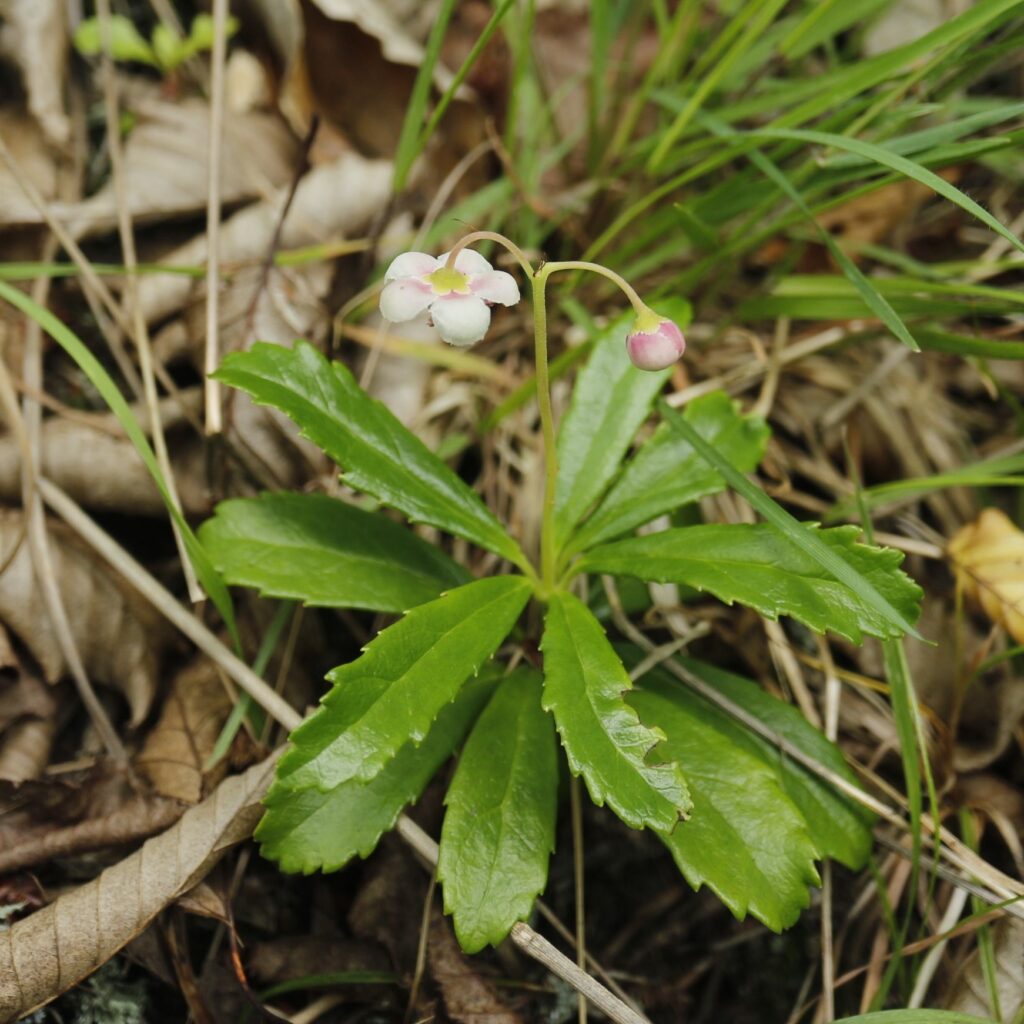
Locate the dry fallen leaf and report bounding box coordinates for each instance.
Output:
[428,906,525,1024]
[0,108,68,227]
[0,786,182,874]
[136,657,233,804]
[0,390,210,517]
[0,509,174,724]
[0,0,70,147]
[0,717,55,783]
[948,508,1024,642]
[0,754,278,1021]
[47,94,299,239]
[945,916,1024,1021]
[136,148,392,328]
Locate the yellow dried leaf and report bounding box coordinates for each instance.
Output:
[948,508,1024,642]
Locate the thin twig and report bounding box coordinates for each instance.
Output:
[570,775,588,1024]
[509,924,650,1024]
[11,270,126,760]
[38,478,303,733]
[0,137,144,400]
[204,0,229,435]
[96,0,202,602]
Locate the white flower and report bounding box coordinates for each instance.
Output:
[379,249,521,347]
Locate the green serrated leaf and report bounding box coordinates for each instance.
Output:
[439,668,558,953]
[629,682,820,931]
[580,523,922,643]
[553,298,692,548]
[198,493,467,612]
[565,391,769,556]
[73,15,158,65]
[657,400,923,641]
[623,650,874,869]
[214,342,526,569]
[256,671,499,874]
[277,576,532,791]
[541,592,690,832]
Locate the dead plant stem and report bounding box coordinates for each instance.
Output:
[97,0,202,602]
[203,0,229,434]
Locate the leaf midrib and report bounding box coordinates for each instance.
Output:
[227,536,451,589]
[550,598,678,819]
[229,362,513,557]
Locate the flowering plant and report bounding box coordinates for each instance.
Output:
[199,233,921,954]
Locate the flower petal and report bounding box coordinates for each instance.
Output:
[438,248,493,275]
[430,294,492,347]
[625,319,686,371]
[470,269,520,306]
[384,251,439,281]
[380,279,433,322]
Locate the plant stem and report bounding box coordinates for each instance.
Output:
[532,271,559,591]
[444,230,535,277]
[541,260,648,313]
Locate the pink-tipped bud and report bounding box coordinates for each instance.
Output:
[625,313,686,371]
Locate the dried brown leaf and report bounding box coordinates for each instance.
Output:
[428,907,525,1024]
[949,508,1024,643]
[136,658,233,804]
[945,917,1024,1020]
[0,509,173,724]
[46,95,299,239]
[0,109,66,227]
[175,881,231,924]
[0,0,70,146]
[0,391,209,517]
[136,150,391,328]
[0,754,278,1021]
[0,789,182,873]
[0,716,54,783]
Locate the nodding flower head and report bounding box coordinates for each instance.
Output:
[625,310,686,371]
[379,249,521,347]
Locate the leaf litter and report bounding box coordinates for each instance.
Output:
[0,0,1023,1022]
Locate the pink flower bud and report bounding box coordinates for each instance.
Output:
[625,313,686,371]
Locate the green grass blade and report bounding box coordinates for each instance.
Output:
[414,0,516,160]
[706,117,919,350]
[0,279,237,639]
[747,126,1024,255]
[647,0,790,171]
[392,0,459,192]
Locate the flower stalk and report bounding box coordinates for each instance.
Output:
[380,233,685,589]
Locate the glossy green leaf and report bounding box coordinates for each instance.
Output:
[199,493,467,612]
[627,653,874,870]
[630,682,820,931]
[656,401,923,641]
[579,523,922,643]
[565,391,769,556]
[553,298,692,547]
[256,671,499,874]
[439,669,558,953]
[214,342,526,569]
[276,575,532,791]
[540,592,690,832]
